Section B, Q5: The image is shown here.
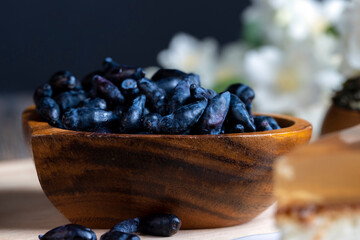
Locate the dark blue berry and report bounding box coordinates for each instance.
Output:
[82,70,104,92]
[254,116,275,131]
[110,218,140,233]
[140,213,181,237]
[143,113,161,133]
[138,78,167,115]
[190,84,217,101]
[38,224,96,240]
[103,57,120,72]
[143,107,150,116]
[34,83,53,104]
[35,97,61,127]
[228,94,256,132]
[185,73,201,87]
[100,231,139,240]
[195,91,230,135]
[155,77,182,96]
[227,123,245,133]
[54,90,87,111]
[158,98,208,134]
[168,80,191,113]
[92,75,125,106]
[226,83,255,114]
[120,79,139,99]
[80,98,107,110]
[151,69,187,81]
[62,108,115,132]
[152,69,201,98]
[105,65,145,84]
[120,95,146,133]
[263,116,280,129]
[49,71,78,93]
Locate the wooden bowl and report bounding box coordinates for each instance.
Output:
[22,105,312,229]
[321,104,360,136]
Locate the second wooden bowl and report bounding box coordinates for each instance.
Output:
[321,104,360,136]
[23,106,312,229]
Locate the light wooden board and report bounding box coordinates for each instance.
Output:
[0,159,277,240]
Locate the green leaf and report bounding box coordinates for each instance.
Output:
[242,21,264,48]
[213,76,250,93]
[325,24,340,38]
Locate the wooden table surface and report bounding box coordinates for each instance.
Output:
[0,158,277,240]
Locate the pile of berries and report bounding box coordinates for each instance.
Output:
[39,213,181,240]
[34,58,280,134]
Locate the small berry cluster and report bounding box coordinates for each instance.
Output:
[39,213,181,240]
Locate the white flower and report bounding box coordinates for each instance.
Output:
[242,39,343,136]
[155,0,347,137]
[277,0,326,40]
[215,42,246,85]
[241,0,346,137]
[242,46,282,88]
[339,0,360,78]
[323,0,347,24]
[157,33,218,88]
[244,0,346,43]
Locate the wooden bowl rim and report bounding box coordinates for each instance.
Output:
[328,104,360,115]
[24,105,312,138]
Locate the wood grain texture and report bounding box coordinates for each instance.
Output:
[321,104,360,136]
[0,159,278,240]
[22,105,312,229]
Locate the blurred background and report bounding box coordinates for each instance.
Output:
[0,0,250,160]
[0,0,355,160]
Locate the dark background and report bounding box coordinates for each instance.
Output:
[0,0,250,93]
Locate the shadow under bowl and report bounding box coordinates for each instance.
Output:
[22,105,312,229]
